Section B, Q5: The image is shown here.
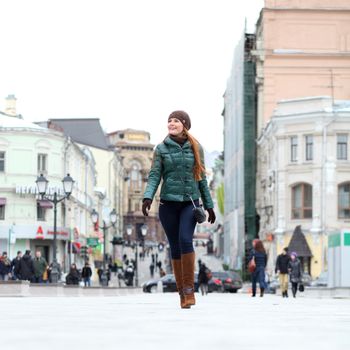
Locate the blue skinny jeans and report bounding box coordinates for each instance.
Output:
[158,200,198,260]
[252,266,267,294]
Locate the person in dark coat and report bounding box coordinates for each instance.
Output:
[81,262,92,287]
[249,239,268,297]
[149,262,155,278]
[65,263,80,285]
[33,251,48,284]
[124,264,134,286]
[11,251,22,280]
[198,263,210,296]
[288,252,302,298]
[275,247,291,298]
[0,252,12,281]
[18,250,35,282]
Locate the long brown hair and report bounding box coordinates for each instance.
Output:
[253,239,266,254]
[183,129,206,181]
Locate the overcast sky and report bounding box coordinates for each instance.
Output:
[0,0,263,152]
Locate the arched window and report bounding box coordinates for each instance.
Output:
[338,182,350,218]
[291,183,312,219]
[129,161,142,191]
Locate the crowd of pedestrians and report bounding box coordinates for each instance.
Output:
[248,241,304,298]
[0,250,52,283]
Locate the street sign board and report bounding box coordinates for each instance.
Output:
[87,237,99,247]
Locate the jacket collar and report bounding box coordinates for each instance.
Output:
[164,136,191,150]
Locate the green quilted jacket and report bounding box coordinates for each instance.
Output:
[143,136,214,209]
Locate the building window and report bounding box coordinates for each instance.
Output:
[37,153,48,173]
[292,183,312,219]
[0,152,5,172]
[338,183,350,218]
[305,135,313,161]
[290,136,298,162]
[37,203,46,221]
[337,134,348,160]
[0,205,5,220]
[129,161,142,191]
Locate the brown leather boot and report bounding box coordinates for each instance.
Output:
[172,259,189,309]
[181,252,196,307]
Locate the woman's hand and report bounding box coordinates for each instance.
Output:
[142,199,152,216]
[206,208,216,224]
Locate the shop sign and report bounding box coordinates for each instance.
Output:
[47,230,69,237]
[15,185,65,196]
[36,226,44,240]
[87,237,99,247]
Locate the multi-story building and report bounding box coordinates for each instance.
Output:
[38,118,125,265]
[254,0,350,135]
[108,129,163,242]
[0,109,97,271]
[257,96,350,277]
[249,0,350,275]
[223,33,258,271]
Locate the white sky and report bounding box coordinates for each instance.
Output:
[0,0,263,152]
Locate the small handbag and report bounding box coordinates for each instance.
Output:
[298,283,305,292]
[189,196,206,224]
[248,256,256,273]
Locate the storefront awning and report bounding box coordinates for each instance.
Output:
[37,200,53,209]
[0,198,6,205]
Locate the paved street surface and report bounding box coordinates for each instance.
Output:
[1,293,349,350]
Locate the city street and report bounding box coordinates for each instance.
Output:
[1,293,349,350]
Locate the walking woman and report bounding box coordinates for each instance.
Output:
[249,239,267,297]
[288,252,302,298]
[142,110,216,309]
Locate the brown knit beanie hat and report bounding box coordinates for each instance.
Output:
[168,110,191,130]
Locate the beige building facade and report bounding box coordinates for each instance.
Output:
[257,96,350,278]
[108,129,163,243]
[255,0,350,135]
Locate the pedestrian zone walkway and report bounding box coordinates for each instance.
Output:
[1,293,349,350]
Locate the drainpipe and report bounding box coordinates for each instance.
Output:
[63,137,71,272]
[320,105,337,274]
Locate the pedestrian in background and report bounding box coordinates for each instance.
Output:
[197,258,202,271]
[275,247,290,298]
[142,110,216,309]
[33,251,48,283]
[249,239,268,297]
[159,266,166,278]
[149,262,155,278]
[19,250,34,282]
[198,263,210,296]
[66,263,80,285]
[0,252,12,281]
[288,252,302,298]
[11,251,22,280]
[81,262,92,287]
[124,264,134,286]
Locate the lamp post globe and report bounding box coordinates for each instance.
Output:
[126,224,133,237]
[91,209,99,224]
[141,224,148,237]
[36,174,48,196]
[110,209,117,225]
[62,173,74,197]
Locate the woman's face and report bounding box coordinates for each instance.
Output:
[291,255,296,261]
[168,117,184,136]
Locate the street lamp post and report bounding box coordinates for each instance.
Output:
[35,173,74,284]
[91,209,117,286]
[126,224,148,287]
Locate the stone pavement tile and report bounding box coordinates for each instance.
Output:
[0,294,349,350]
